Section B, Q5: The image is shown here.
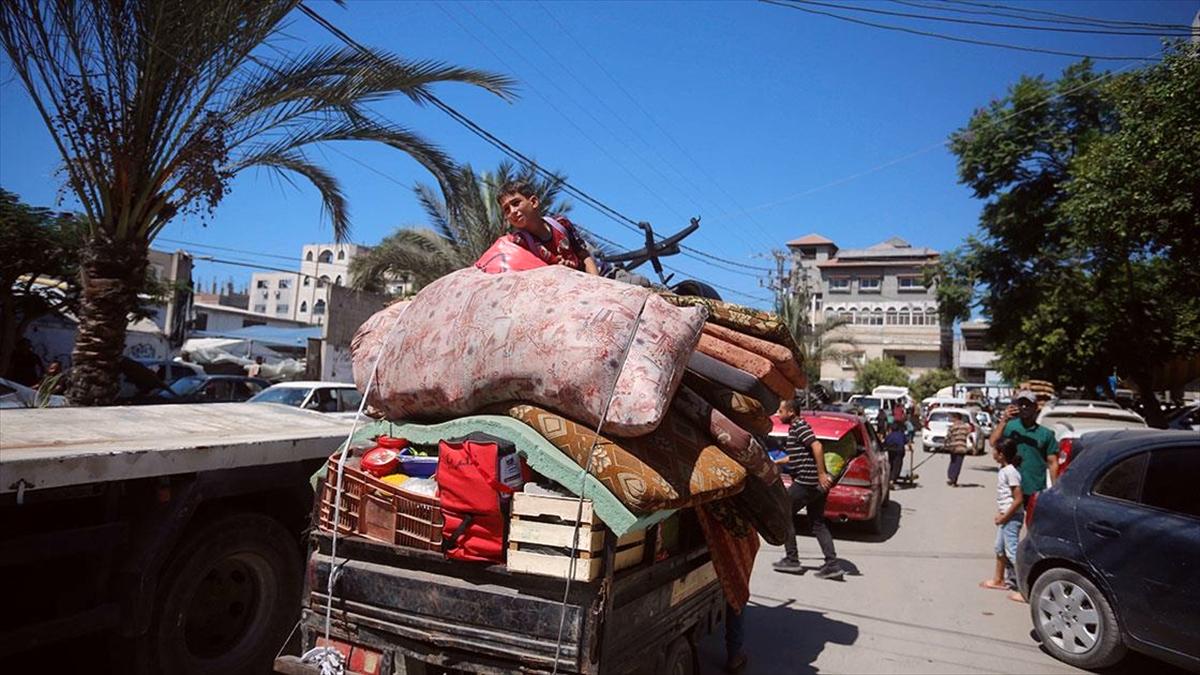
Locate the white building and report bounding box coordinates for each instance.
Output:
[247,243,413,325]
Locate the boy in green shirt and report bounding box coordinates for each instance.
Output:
[989,390,1059,495]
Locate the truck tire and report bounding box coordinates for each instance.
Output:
[147,513,302,675]
[662,635,695,675]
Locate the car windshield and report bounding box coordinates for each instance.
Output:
[168,376,207,397]
[928,411,958,424]
[249,387,310,407]
[857,397,882,410]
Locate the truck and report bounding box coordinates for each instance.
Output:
[0,402,354,674]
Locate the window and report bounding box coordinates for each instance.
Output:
[337,250,346,261]
[890,353,907,366]
[1141,447,1200,518]
[335,275,343,286]
[829,277,850,292]
[256,280,269,289]
[1094,453,1147,503]
[193,313,209,331]
[319,250,333,264]
[278,279,290,289]
[885,308,898,325]
[859,277,882,293]
[300,301,308,313]
[242,318,266,328]
[253,304,267,313]
[318,275,329,288]
[273,291,280,299]
[276,304,289,314]
[338,388,363,412]
[898,310,911,326]
[305,251,314,262]
[313,299,326,316]
[899,276,925,292]
[926,308,939,325]
[303,277,311,287]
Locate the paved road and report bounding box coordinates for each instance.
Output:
[695,447,1182,675]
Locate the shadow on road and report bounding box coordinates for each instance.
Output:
[700,599,860,674]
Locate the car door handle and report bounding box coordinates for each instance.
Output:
[1086,522,1120,538]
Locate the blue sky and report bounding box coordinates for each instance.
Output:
[1,0,1194,307]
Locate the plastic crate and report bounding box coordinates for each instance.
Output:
[317,456,444,551]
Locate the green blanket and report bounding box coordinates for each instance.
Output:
[321,415,674,537]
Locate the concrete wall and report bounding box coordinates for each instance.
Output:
[320,285,395,382]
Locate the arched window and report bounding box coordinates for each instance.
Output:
[319,249,333,264]
[926,307,939,325]
[300,301,308,313]
[313,299,326,316]
[318,275,329,288]
[871,308,884,326]
[303,277,311,287]
[335,275,343,286]
[898,307,911,325]
[305,251,313,262]
[886,308,898,325]
[337,250,345,261]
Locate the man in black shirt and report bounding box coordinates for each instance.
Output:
[773,398,843,580]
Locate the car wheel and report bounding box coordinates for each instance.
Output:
[1029,568,1126,670]
[146,513,303,675]
[660,634,695,675]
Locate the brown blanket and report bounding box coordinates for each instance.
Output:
[702,322,806,390]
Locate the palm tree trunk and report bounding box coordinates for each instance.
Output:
[67,234,148,405]
[939,315,954,371]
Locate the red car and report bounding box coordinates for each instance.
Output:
[770,411,892,534]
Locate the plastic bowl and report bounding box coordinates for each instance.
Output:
[399,456,438,479]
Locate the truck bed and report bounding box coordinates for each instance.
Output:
[300,530,724,675]
[0,403,353,493]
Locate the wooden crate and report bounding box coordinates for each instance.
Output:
[506,492,645,582]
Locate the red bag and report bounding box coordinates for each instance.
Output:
[436,434,527,562]
[474,237,548,273]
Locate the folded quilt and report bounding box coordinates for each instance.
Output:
[687,351,780,415]
[337,416,672,537]
[505,403,746,513]
[660,294,803,366]
[702,322,806,390]
[696,333,794,400]
[681,371,774,436]
[731,474,792,546]
[696,500,760,611]
[354,267,706,438]
[673,385,779,485]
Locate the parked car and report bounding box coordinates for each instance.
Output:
[1015,430,1200,672]
[248,380,364,418]
[1037,401,1147,472]
[769,411,891,534]
[1166,402,1200,432]
[117,358,204,400]
[921,406,982,454]
[0,377,68,408]
[147,374,268,404]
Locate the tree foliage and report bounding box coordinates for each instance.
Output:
[351,160,572,293]
[777,286,855,387]
[910,368,959,403]
[0,0,514,403]
[945,44,1200,422]
[855,357,910,394]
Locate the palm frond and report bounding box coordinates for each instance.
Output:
[233,150,350,242]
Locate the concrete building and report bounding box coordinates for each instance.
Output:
[956,321,1004,385]
[192,302,309,334]
[248,243,413,325]
[788,235,941,392]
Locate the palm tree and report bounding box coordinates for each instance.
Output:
[778,287,856,387]
[350,160,572,292]
[0,0,514,404]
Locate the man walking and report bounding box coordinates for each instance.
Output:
[773,398,843,580]
[945,412,972,487]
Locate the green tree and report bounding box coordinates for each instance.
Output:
[925,249,975,370]
[946,44,1200,425]
[910,368,959,403]
[0,1,514,404]
[855,357,910,394]
[350,161,571,293]
[777,287,855,387]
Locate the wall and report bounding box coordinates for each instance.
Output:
[320,284,395,383]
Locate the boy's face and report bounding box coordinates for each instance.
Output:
[500,191,540,231]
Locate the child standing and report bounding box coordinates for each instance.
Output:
[981,438,1024,591]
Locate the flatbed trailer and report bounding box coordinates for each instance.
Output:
[279,523,725,675]
[0,403,354,674]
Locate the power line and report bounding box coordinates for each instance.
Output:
[759,0,1155,61]
[297,3,774,279]
[797,0,1199,36]
[706,45,1159,222]
[158,237,305,263]
[534,0,785,256]
[935,0,1199,31]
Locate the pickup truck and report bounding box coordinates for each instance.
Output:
[0,403,353,675]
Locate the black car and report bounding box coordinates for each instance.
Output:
[1015,430,1200,672]
[147,374,269,404]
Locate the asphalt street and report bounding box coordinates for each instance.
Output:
[695,445,1185,675]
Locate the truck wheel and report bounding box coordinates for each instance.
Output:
[662,635,695,675]
[148,513,302,675]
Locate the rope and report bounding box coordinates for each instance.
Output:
[299,304,411,675]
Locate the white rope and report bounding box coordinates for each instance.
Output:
[300,304,410,675]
